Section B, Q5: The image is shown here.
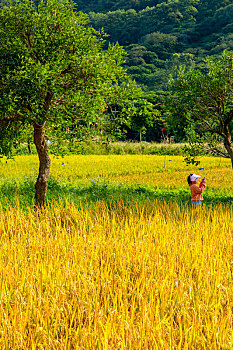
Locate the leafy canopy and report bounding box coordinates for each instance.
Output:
[168,50,233,164]
[0,0,138,155]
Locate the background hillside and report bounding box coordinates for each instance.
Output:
[74,0,233,92]
[70,0,233,142]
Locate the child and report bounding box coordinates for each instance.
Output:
[187,174,206,209]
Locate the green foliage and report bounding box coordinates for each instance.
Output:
[10,140,190,156]
[168,50,233,166]
[74,0,157,13]
[76,0,233,98]
[0,0,140,157]
[130,99,160,134]
[1,0,233,145]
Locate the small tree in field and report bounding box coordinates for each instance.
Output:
[168,50,233,168]
[0,0,138,207]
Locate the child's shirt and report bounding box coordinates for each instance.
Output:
[189,183,206,201]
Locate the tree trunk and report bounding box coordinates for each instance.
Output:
[224,138,233,169]
[27,140,32,154]
[34,123,51,208]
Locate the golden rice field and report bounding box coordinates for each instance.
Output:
[0,155,233,349]
[0,154,232,188]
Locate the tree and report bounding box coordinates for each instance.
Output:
[0,0,137,207]
[130,99,160,142]
[197,0,231,17]
[168,50,233,167]
[89,9,139,46]
[73,0,157,13]
[140,32,178,60]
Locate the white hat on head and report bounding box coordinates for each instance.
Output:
[190,174,201,182]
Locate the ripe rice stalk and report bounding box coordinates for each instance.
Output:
[0,201,231,348]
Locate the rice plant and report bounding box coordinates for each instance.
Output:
[0,201,232,348]
[0,155,233,348]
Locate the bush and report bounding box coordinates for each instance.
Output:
[13,141,188,156]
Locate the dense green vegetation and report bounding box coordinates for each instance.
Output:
[73,0,233,142]
[0,0,142,206]
[11,140,187,156]
[75,0,233,89]
[1,0,233,166]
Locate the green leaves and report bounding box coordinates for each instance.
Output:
[0,0,139,156]
[168,50,233,165]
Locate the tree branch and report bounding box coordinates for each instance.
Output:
[43,92,53,114]
[0,113,24,123]
[24,29,39,63]
[225,109,233,126]
[206,147,229,158]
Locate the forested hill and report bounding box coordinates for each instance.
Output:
[75,0,233,91]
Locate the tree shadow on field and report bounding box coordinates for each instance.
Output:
[0,177,233,209]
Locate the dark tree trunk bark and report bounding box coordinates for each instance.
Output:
[27,141,32,154]
[224,138,233,169]
[34,123,51,208]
